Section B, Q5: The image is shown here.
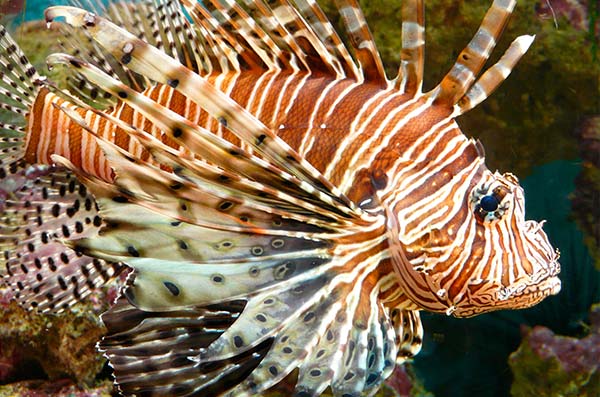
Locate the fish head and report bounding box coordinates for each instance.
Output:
[382,141,561,318]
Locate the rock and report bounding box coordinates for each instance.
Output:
[509,304,600,397]
[0,379,113,397]
[0,290,106,386]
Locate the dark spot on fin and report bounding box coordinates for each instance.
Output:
[163,281,180,296]
[127,246,140,257]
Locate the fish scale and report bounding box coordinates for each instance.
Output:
[0,0,561,395]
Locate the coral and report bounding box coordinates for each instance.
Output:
[535,0,595,33]
[509,304,600,397]
[385,365,435,397]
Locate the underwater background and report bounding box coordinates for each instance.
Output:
[0,0,598,396]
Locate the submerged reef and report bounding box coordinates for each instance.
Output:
[509,304,600,397]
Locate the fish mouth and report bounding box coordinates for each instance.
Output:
[453,272,561,318]
[453,244,561,318]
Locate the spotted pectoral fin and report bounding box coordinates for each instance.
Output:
[0,167,123,312]
[94,230,399,397]
[192,252,396,397]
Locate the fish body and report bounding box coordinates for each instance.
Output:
[0,0,560,396]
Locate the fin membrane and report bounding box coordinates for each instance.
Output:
[0,167,124,312]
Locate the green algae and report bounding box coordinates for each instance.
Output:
[11,21,67,87]
[509,340,600,397]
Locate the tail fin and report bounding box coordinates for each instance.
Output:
[0,25,125,313]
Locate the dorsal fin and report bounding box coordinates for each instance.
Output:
[181,0,273,71]
[264,0,347,76]
[431,0,519,106]
[395,0,425,96]
[236,0,313,71]
[334,0,386,84]
[293,0,360,79]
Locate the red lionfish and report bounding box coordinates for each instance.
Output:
[0,0,561,395]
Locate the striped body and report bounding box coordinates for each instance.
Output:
[0,0,561,395]
[25,72,555,318]
[26,75,456,193]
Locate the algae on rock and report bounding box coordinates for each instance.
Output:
[509,304,600,397]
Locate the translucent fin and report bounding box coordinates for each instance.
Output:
[0,167,124,312]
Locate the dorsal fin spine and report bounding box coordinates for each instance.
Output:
[431,0,517,105]
[457,34,534,114]
[334,0,386,84]
[238,0,309,71]
[396,0,425,96]
[294,0,360,79]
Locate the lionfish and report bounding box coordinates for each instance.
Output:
[0,0,561,395]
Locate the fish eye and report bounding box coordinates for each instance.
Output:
[479,194,499,212]
[472,184,511,222]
